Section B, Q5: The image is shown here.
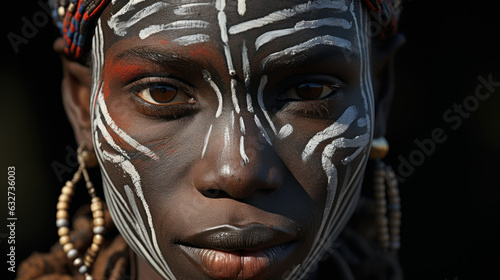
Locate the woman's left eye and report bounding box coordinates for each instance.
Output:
[283,82,339,101]
[137,85,194,105]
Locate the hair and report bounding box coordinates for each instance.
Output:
[49,0,402,63]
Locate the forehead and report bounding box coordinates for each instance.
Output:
[101,1,359,47]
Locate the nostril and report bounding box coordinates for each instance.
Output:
[202,189,231,199]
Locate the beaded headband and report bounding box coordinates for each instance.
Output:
[50,0,402,61]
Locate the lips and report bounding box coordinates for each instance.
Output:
[177,223,298,279]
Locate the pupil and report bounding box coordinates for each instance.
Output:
[150,86,177,103]
[296,83,323,100]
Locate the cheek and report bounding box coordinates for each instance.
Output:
[270,86,371,223]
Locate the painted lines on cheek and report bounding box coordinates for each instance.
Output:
[92,18,177,280]
[93,97,175,280]
[285,4,374,279]
[302,105,358,162]
[97,92,159,161]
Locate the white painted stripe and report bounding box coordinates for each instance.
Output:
[108,2,169,36]
[240,136,250,164]
[139,20,209,39]
[97,92,159,161]
[245,93,254,114]
[277,124,293,139]
[95,110,130,159]
[228,0,348,35]
[216,0,236,76]
[230,79,241,114]
[173,2,212,15]
[255,17,352,50]
[241,41,254,113]
[108,0,146,29]
[202,70,223,118]
[254,114,272,145]
[261,35,352,69]
[91,19,105,117]
[257,75,277,135]
[173,34,210,46]
[238,0,246,16]
[302,105,357,162]
[95,126,175,279]
[286,4,372,279]
[201,124,213,158]
[340,134,369,164]
[230,110,235,129]
[239,116,246,135]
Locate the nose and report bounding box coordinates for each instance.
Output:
[191,116,283,200]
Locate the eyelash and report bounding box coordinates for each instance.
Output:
[276,78,344,118]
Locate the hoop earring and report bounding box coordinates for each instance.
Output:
[370,137,401,252]
[56,145,104,280]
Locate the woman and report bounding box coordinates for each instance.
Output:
[19,0,404,279]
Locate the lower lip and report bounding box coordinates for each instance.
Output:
[179,242,296,279]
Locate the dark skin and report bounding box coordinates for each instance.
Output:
[58,0,404,279]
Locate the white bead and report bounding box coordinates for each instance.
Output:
[93,226,106,234]
[67,248,78,260]
[56,219,69,228]
[79,265,88,274]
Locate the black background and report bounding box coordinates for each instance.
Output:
[1,1,499,279]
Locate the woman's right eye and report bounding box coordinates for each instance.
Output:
[136,84,195,106]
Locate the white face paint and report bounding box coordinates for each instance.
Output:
[91,19,176,280]
[91,1,374,279]
[285,3,373,279]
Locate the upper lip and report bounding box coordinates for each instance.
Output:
[177,223,298,252]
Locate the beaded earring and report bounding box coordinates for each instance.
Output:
[56,145,104,280]
[370,137,401,252]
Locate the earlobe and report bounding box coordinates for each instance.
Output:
[371,33,406,139]
[54,38,94,150]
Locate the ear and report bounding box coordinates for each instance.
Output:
[54,38,94,151]
[370,33,406,139]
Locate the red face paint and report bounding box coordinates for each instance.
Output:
[190,47,212,59]
[102,58,144,100]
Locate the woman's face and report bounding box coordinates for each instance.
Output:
[90,0,373,279]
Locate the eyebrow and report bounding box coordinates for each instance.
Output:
[260,35,360,73]
[115,47,199,69]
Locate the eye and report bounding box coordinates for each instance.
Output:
[283,82,339,101]
[137,85,195,105]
